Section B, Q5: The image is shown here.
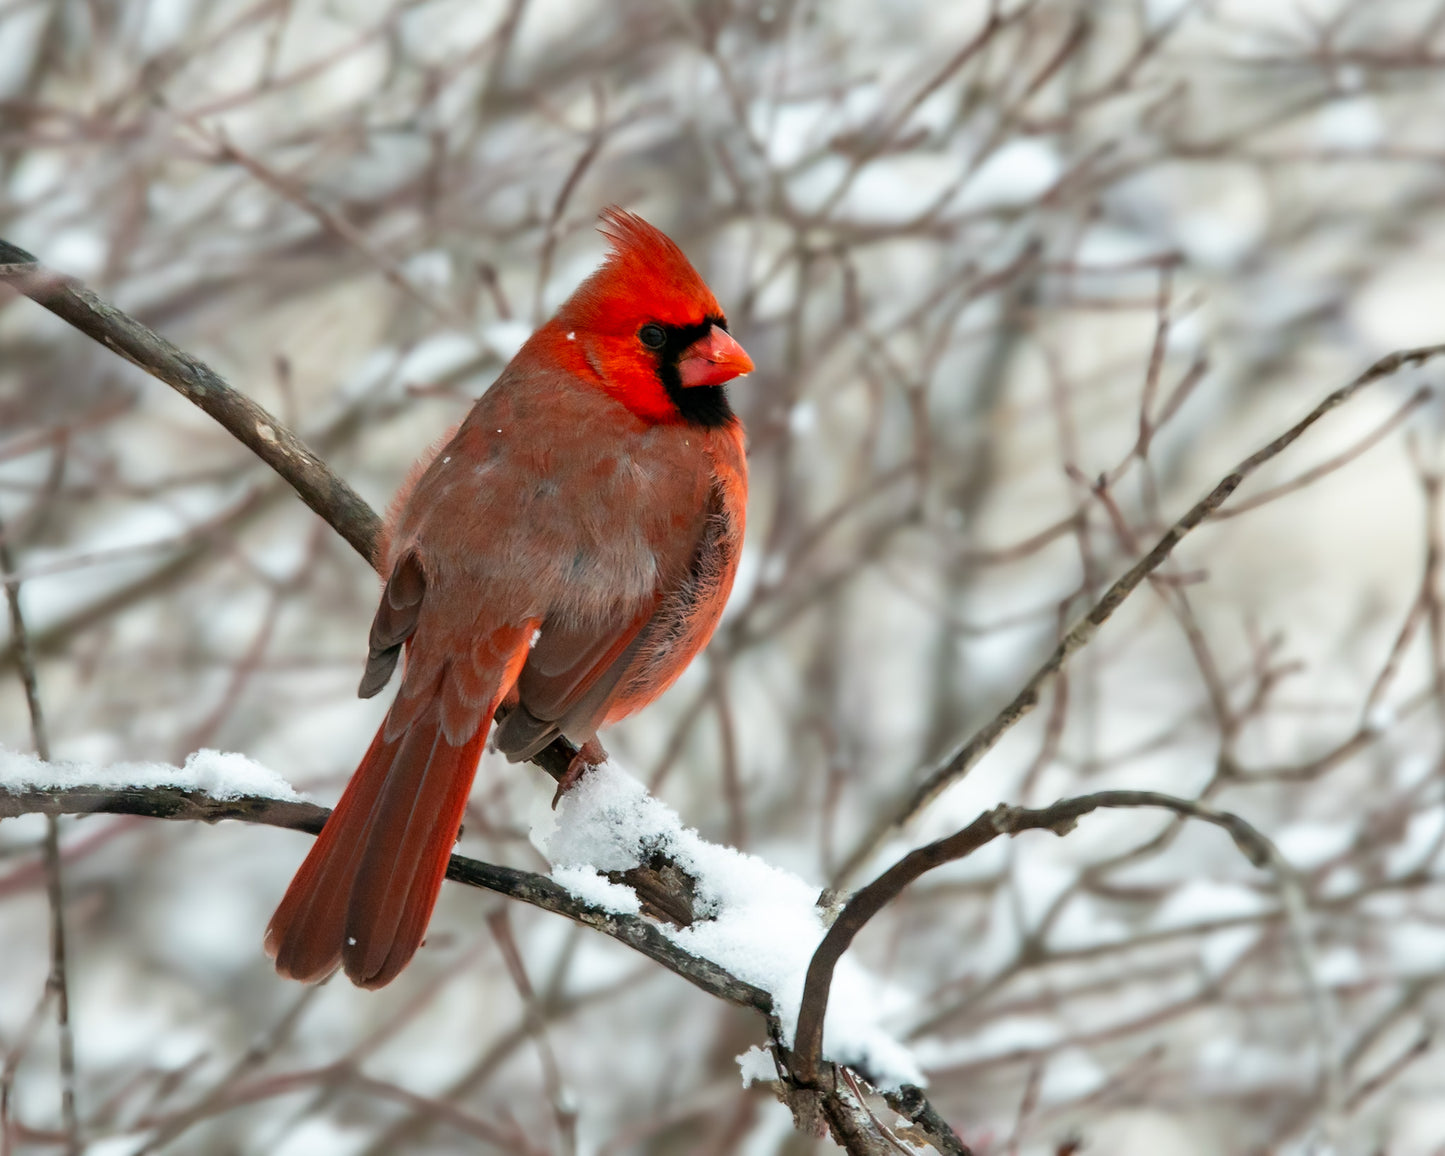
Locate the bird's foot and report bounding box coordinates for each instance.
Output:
[552,739,606,809]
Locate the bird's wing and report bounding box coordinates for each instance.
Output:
[358,551,426,699]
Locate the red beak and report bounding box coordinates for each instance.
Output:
[677,325,754,388]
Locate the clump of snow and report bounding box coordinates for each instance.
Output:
[1314,97,1383,151]
[1385,921,1445,976]
[1314,945,1364,988]
[0,747,303,802]
[736,1045,779,1087]
[83,1136,147,1156]
[1274,820,1356,870]
[1200,925,1262,978]
[44,227,107,278]
[551,866,643,916]
[1385,804,1445,876]
[1039,1047,1107,1105]
[537,762,924,1088]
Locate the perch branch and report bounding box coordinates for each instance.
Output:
[0,780,970,1153]
[0,782,768,1014]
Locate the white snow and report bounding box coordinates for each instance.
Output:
[843,154,963,224]
[1385,804,1445,876]
[0,747,303,802]
[537,761,924,1088]
[1385,921,1445,976]
[1314,97,1383,151]
[736,1044,779,1087]
[1200,925,1262,977]
[1144,0,1194,28]
[1314,945,1364,987]
[1039,1046,1108,1104]
[403,247,454,291]
[271,1118,371,1156]
[551,866,643,915]
[82,1137,147,1156]
[43,228,107,279]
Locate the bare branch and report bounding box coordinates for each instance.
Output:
[796,789,1284,1087]
[836,344,1445,884]
[0,514,78,1156]
[0,241,383,567]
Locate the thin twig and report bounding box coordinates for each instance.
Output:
[0,514,79,1155]
[486,909,578,1156]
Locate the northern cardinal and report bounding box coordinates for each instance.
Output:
[266,208,752,988]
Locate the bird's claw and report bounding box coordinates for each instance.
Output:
[552,740,606,808]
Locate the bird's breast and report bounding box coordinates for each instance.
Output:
[398,377,725,632]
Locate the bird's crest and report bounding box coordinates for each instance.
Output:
[562,207,722,331]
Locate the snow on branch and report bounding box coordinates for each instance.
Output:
[0,748,920,1083]
[541,761,923,1086]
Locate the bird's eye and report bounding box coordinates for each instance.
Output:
[639,324,666,350]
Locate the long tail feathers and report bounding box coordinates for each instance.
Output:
[265,694,490,989]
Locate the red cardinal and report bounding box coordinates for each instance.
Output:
[266,208,752,988]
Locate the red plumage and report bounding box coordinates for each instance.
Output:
[266,208,752,988]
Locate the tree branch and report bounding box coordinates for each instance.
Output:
[795,789,1285,1086]
[0,779,975,1152]
[0,781,769,1013]
[834,343,1445,885]
[0,514,79,1154]
[0,241,382,568]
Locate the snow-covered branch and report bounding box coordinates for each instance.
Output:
[0,748,966,1154]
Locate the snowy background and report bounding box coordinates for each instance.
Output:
[5,0,1445,1152]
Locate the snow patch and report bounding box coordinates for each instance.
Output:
[913,1016,1062,1068]
[1386,921,1445,976]
[737,1045,779,1087]
[1274,820,1355,870]
[551,866,643,915]
[1150,878,1269,930]
[538,762,923,1088]
[1040,1047,1108,1105]
[0,747,303,802]
[1386,804,1445,876]
[1315,97,1383,151]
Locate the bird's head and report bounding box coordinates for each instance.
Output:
[543,207,753,427]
